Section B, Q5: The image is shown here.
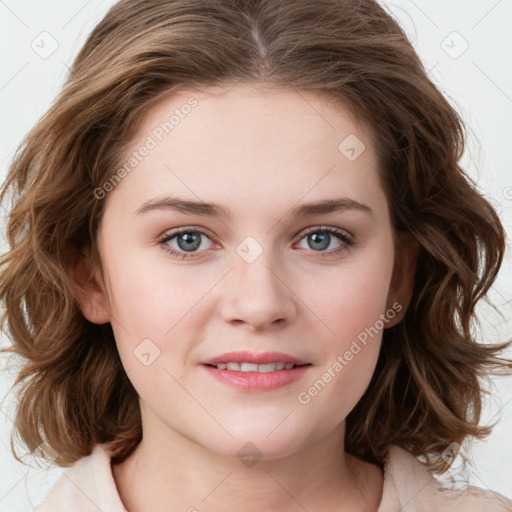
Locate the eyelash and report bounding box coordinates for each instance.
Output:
[158,225,354,261]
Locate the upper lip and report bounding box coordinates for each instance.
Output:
[201,351,310,366]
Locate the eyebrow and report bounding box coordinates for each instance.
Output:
[135,195,372,219]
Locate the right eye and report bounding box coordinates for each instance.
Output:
[158,228,217,260]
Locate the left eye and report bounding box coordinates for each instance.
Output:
[296,226,353,253]
[159,226,354,260]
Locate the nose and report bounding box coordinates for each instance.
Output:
[220,247,298,331]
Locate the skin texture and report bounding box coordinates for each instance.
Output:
[75,82,416,512]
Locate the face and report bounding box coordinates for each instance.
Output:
[79,82,414,460]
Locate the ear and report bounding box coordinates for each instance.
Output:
[385,233,417,328]
[71,253,111,324]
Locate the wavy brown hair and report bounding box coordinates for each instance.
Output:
[1,0,511,472]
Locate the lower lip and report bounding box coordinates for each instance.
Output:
[202,364,311,391]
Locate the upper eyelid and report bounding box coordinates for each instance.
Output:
[159,225,217,242]
[299,225,352,237]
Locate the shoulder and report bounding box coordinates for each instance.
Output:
[379,445,512,511]
[33,443,127,512]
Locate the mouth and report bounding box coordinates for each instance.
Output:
[203,362,311,372]
[200,351,312,391]
[201,350,311,369]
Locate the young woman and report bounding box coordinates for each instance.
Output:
[1,1,511,510]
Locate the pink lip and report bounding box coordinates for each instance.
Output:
[201,351,312,392]
[201,350,309,366]
[202,364,311,391]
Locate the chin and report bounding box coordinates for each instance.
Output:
[201,421,316,462]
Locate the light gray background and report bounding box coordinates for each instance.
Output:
[1,1,511,510]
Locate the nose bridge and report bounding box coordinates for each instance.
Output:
[221,234,296,329]
[237,240,280,290]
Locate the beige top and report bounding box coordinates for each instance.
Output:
[34,443,512,511]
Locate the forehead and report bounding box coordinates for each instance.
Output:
[140,82,371,144]
[102,82,384,220]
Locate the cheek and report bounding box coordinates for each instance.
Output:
[102,248,222,378]
[102,244,204,330]
[300,249,394,415]
[334,271,391,336]
[309,248,394,346]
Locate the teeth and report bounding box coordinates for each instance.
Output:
[257,363,279,373]
[240,362,258,372]
[215,362,298,372]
